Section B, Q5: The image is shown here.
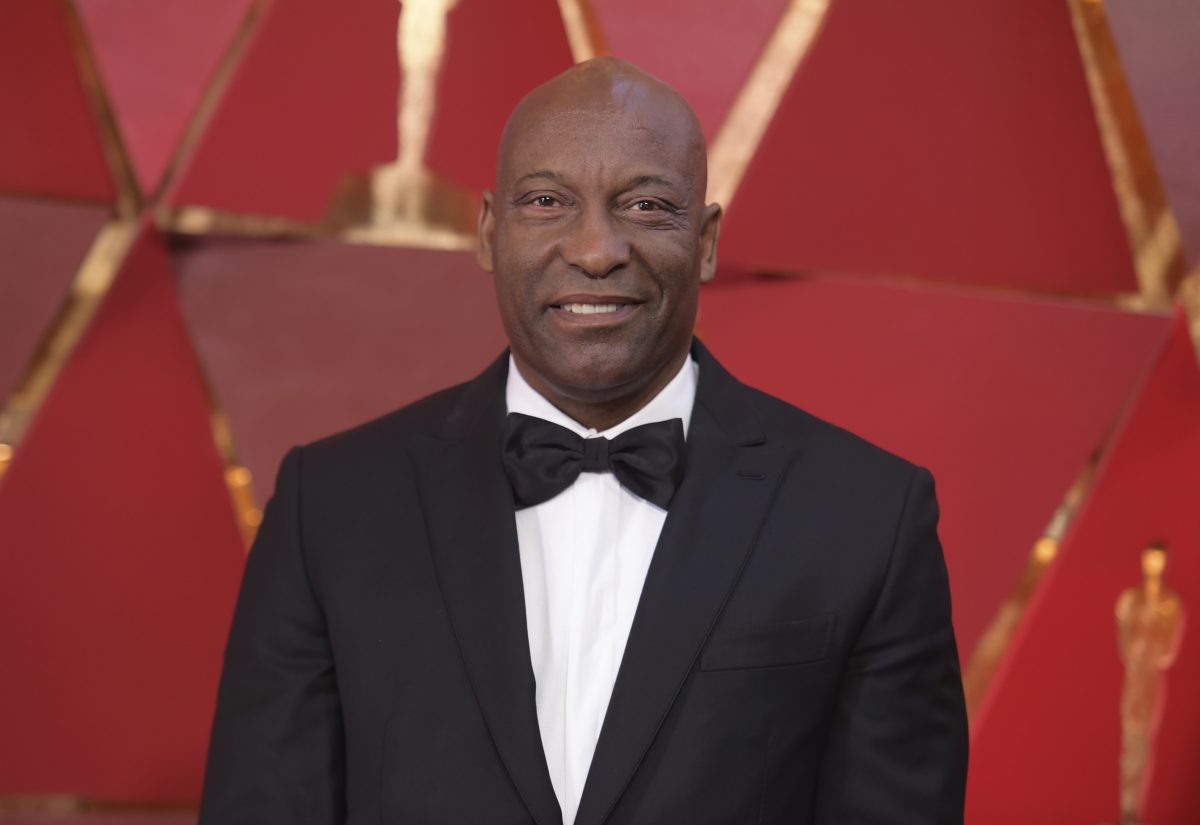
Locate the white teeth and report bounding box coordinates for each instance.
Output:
[563,303,621,314]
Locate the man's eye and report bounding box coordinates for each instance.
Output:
[633,200,660,211]
[533,195,559,207]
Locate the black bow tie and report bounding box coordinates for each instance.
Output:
[501,412,686,510]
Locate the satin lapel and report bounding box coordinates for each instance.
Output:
[573,342,796,825]
[414,354,563,825]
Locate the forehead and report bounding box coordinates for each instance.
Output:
[499,100,700,192]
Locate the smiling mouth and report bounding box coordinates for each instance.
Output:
[547,296,643,320]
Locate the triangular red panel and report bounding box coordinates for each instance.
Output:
[0,1,115,201]
[967,312,1200,825]
[697,271,1170,657]
[0,224,245,802]
[172,238,508,504]
[167,0,573,221]
[0,197,109,405]
[76,0,254,193]
[719,0,1138,294]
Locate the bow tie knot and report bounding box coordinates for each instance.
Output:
[581,436,610,473]
[502,412,686,510]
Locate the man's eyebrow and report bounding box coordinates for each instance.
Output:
[624,174,680,190]
[513,169,565,187]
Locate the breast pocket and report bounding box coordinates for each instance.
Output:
[700,615,837,671]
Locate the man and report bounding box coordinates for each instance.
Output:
[199,58,968,824]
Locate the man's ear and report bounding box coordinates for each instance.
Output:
[476,190,496,273]
[698,202,722,283]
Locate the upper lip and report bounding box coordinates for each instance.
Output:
[548,294,643,307]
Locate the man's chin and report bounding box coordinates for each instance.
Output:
[534,353,649,404]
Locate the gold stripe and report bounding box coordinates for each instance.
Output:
[152,0,268,202]
[1067,0,1188,305]
[0,4,142,479]
[962,459,1097,721]
[1181,261,1200,360]
[0,218,139,474]
[556,0,608,63]
[61,0,141,216]
[705,0,831,211]
[158,203,475,251]
[211,409,262,548]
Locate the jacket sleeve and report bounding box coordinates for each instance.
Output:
[813,466,969,824]
[198,446,346,825]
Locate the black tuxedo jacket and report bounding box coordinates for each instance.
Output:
[199,339,968,825]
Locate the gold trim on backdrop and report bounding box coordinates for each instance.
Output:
[556,0,608,63]
[0,219,139,472]
[1181,262,1200,359]
[61,0,141,217]
[210,410,262,548]
[152,0,268,202]
[962,459,1097,722]
[705,0,831,217]
[157,203,475,251]
[1067,0,1188,305]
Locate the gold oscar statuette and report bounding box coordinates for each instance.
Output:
[1106,544,1185,825]
[328,0,475,247]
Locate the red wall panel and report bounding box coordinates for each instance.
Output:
[719,0,1137,295]
[172,239,508,504]
[77,0,253,193]
[0,198,109,405]
[0,226,245,802]
[968,313,1200,824]
[0,1,115,201]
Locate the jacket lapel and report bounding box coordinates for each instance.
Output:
[572,339,797,825]
[413,353,563,825]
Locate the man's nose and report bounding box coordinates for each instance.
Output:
[561,207,630,278]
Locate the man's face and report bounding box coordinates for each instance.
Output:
[478,87,720,406]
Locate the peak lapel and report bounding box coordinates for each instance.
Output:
[414,353,563,825]
[572,341,797,825]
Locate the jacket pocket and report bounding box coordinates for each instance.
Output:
[700,615,837,671]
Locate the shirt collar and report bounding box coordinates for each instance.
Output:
[505,353,699,440]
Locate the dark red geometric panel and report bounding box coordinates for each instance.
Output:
[0,225,245,803]
[76,0,253,193]
[166,0,573,222]
[0,197,109,405]
[967,312,1200,825]
[172,239,507,503]
[719,0,1138,295]
[0,1,115,201]
[697,271,1171,658]
[562,0,790,141]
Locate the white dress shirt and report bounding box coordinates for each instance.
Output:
[505,354,699,825]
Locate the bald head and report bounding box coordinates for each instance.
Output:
[496,57,708,201]
[477,57,722,431]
